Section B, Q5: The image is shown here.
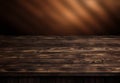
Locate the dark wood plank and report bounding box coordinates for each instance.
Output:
[0,36,120,76]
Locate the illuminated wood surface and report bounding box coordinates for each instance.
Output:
[0,36,120,76]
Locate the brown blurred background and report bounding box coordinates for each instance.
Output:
[0,0,120,35]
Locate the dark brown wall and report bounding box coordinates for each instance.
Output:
[0,0,120,35]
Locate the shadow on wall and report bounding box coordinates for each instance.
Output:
[0,0,120,35]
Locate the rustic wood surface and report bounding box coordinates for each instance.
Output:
[0,36,120,76]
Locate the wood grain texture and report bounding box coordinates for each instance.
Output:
[0,36,120,76]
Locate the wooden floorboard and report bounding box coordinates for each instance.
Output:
[0,36,120,76]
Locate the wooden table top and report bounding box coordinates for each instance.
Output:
[0,36,120,76]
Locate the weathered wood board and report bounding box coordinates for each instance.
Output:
[0,36,120,76]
